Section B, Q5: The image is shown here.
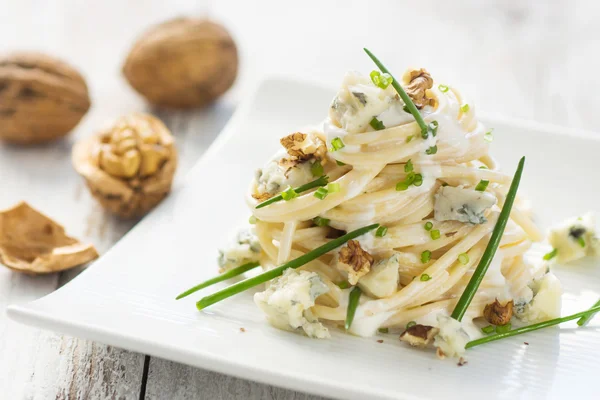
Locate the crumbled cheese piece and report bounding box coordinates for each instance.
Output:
[434,186,497,224]
[218,228,261,273]
[329,71,398,133]
[255,160,313,197]
[254,269,330,338]
[433,315,470,358]
[548,213,600,264]
[358,253,400,298]
[515,272,562,323]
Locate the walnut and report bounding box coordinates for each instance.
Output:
[72,113,177,219]
[400,324,439,347]
[252,192,273,202]
[483,299,514,326]
[337,240,374,285]
[0,202,98,274]
[403,68,436,109]
[0,52,90,144]
[280,132,327,164]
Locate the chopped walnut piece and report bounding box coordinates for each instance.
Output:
[280,132,327,164]
[457,357,468,367]
[399,324,439,348]
[436,347,446,359]
[483,299,514,326]
[403,68,437,109]
[252,192,273,202]
[337,240,374,285]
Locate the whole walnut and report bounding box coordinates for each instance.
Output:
[122,18,238,109]
[0,52,90,144]
[72,113,177,219]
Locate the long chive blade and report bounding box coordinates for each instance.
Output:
[466,304,600,349]
[451,156,526,321]
[363,48,428,134]
[175,262,260,300]
[577,299,600,326]
[255,175,329,209]
[196,223,379,310]
[345,286,362,330]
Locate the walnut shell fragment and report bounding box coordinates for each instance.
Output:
[483,299,514,326]
[0,52,91,144]
[73,113,177,219]
[122,18,238,109]
[0,202,98,274]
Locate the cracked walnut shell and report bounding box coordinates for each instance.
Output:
[72,113,177,219]
[0,202,98,274]
[0,52,90,144]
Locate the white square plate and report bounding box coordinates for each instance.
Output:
[8,78,600,400]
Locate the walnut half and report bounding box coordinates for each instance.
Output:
[483,299,514,326]
[400,324,439,348]
[280,132,327,164]
[337,240,374,285]
[403,68,436,109]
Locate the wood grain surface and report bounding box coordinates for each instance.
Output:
[1,0,598,398]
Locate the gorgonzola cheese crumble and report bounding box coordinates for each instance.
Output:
[358,253,400,298]
[218,228,261,273]
[434,186,497,224]
[548,213,600,264]
[255,160,313,197]
[254,269,330,338]
[515,272,562,323]
[433,315,470,357]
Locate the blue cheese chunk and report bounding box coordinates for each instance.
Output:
[515,273,562,323]
[358,253,400,298]
[434,186,497,224]
[218,228,261,273]
[548,213,600,264]
[433,315,470,357]
[254,269,330,338]
[255,160,313,198]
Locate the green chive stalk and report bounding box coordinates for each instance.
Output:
[363,48,428,135]
[255,175,329,209]
[345,286,362,330]
[466,304,600,349]
[176,262,261,300]
[577,299,600,326]
[196,224,379,310]
[451,157,525,321]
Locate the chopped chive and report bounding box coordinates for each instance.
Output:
[479,165,488,170]
[403,105,411,114]
[496,322,512,334]
[481,325,495,334]
[420,273,432,281]
[421,127,429,139]
[345,286,362,330]
[363,49,429,138]
[337,280,351,289]
[249,215,257,224]
[577,237,586,248]
[256,176,329,209]
[396,181,410,191]
[450,157,525,322]
[370,70,393,89]
[543,248,558,261]
[314,187,329,200]
[438,84,449,93]
[425,145,438,155]
[424,222,433,231]
[458,253,470,265]
[405,159,414,173]
[405,172,416,185]
[406,321,417,329]
[328,182,340,193]
[460,104,470,112]
[378,327,389,334]
[430,229,441,240]
[577,299,600,326]
[466,304,600,349]
[406,135,414,143]
[336,160,346,166]
[484,129,494,142]
[281,186,298,201]
[375,226,388,237]
[413,174,423,187]
[313,216,330,227]
[369,117,386,131]
[475,180,490,192]
[176,262,260,300]
[311,160,324,177]
[421,250,431,263]
[331,137,345,151]
[196,224,380,310]
[429,120,439,137]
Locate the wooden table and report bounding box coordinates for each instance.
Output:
[1,0,598,398]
